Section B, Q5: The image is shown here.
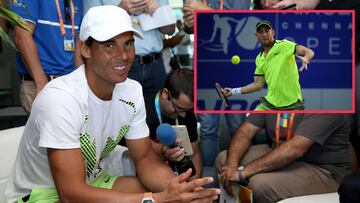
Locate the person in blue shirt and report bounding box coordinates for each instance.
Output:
[11,0,83,113]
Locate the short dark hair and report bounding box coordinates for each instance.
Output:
[85,36,95,47]
[163,69,194,101]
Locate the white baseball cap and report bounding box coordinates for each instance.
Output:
[80,5,143,42]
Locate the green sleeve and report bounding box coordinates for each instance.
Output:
[254,55,264,76]
[283,39,297,56]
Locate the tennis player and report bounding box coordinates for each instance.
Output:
[223,20,314,110]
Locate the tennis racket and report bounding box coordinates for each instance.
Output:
[214,82,229,108]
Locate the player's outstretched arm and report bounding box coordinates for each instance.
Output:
[224,76,265,97]
[296,45,315,72]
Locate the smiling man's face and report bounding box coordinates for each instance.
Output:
[83,31,135,87]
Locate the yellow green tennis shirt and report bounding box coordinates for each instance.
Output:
[254,39,302,107]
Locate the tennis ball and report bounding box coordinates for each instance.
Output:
[231,55,240,65]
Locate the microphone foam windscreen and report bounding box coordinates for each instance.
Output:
[156,123,177,146]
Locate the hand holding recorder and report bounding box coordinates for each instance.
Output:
[157,123,196,177]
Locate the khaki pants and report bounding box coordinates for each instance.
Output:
[20,80,36,113]
[215,144,339,203]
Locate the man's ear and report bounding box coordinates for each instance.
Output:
[161,88,170,100]
[272,29,276,38]
[81,41,91,59]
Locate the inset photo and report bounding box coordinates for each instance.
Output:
[194,10,354,113]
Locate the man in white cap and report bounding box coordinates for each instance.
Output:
[4,6,220,203]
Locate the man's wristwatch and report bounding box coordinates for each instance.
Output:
[141,192,155,203]
[238,165,249,186]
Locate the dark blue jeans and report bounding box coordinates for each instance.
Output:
[198,114,245,167]
[128,57,167,102]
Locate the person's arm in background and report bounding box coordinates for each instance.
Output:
[163,33,184,48]
[220,122,260,196]
[14,22,48,95]
[157,0,176,35]
[221,134,314,196]
[119,0,150,15]
[183,1,212,29]
[271,0,320,10]
[118,0,175,35]
[84,0,150,16]
[182,0,251,32]
[159,24,175,35]
[149,0,175,35]
[241,135,313,179]
[223,76,265,97]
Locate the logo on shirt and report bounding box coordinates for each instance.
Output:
[80,132,97,178]
[274,51,280,56]
[119,98,137,115]
[104,177,111,183]
[84,114,88,124]
[80,125,130,179]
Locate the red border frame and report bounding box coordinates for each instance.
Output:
[194,10,356,114]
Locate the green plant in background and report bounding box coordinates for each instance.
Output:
[0,0,30,50]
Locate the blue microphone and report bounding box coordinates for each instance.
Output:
[156,123,196,177]
[156,123,177,147]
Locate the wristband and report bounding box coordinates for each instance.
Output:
[231,87,242,95]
